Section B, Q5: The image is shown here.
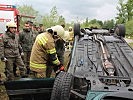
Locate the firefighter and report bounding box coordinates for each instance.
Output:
[30,28,64,78]
[19,21,34,75]
[64,31,70,50]
[68,26,74,50]
[46,25,66,77]
[68,26,74,41]
[52,25,65,64]
[0,21,26,81]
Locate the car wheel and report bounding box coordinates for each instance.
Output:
[74,23,80,37]
[50,71,73,100]
[115,24,125,37]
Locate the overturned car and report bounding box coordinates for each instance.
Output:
[51,23,133,100]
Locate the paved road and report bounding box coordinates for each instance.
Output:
[124,38,133,43]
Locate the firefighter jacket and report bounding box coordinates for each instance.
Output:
[69,31,74,41]
[0,32,22,58]
[30,32,60,72]
[19,29,34,52]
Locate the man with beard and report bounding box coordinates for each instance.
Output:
[19,21,34,75]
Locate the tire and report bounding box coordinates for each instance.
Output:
[115,24,125,37]
[74,23,80,37]
[50,72,73,100]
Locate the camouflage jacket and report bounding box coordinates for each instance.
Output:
[0,32,22,58]
[19,30,34,52]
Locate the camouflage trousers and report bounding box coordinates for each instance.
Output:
[23,51,31,74]
[5,56,26,81]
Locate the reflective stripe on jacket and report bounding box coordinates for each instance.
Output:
[30,32,60,72]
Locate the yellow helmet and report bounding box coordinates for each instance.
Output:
[6,21,17,28]
[69,26,73,32]
[64,31,70,41]
[51,25,65,40]
[69,26,72,29]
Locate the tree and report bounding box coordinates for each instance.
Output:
[42,6,65,28]
[116,0,127,24]
[125,0,133,21]
[58,15,65,25]
[89,19,97,24]
[103,19,115,29]
[116,0,133,24]
[17,5,39,29]
[116,0,133,37]
[125,20,133,36]
[85,17,89,27]
[18,5,38,17]
[81,18,103,28]
[88,19,102,28]
[49,6,59,25]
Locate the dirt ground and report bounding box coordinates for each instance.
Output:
[0,50,71,100]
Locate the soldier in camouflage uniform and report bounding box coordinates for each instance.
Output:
[19,21,34,75]
[0,22,26,81]
[32,24,39,42]
[38,24,45,34]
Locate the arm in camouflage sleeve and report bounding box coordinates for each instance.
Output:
[18,44,23,54]
[19,32,24,45]
[18,32,24,53]
[0,36,5,59]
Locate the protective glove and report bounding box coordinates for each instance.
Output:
[1,57,7,62]
[54,64,65,76]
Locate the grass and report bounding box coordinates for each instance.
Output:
[129,42,133,48]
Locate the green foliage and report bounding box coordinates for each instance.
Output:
[88,23,102,28]
[116,0,133,24]
[103,19,115,29]
[116,0,126,23]
[49,6,59,24]
[18,5,38,16]
[81,18,103,28]
[17,5,39,29]
[81,18,115,29]
[42,6,65,28]
[125,20,133,36]
[126,0,133,21]
[17,5,66,29]
[116,0,133,37]
[128,42,133,48]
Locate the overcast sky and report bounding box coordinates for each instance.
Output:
[0,0,119,22]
